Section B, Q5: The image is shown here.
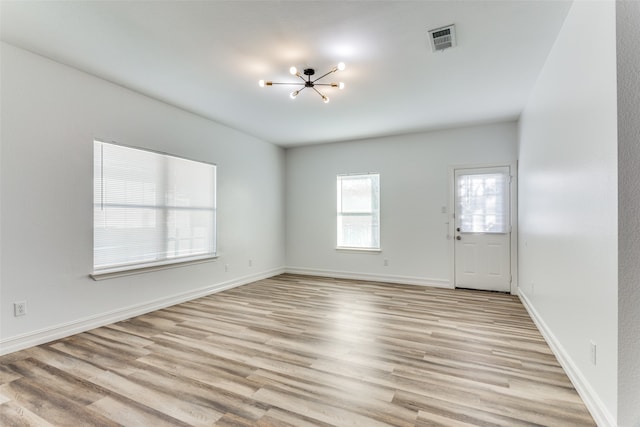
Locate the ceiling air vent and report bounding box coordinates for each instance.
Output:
[428,24,456,52]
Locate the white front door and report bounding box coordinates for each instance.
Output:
[454,166,511,292]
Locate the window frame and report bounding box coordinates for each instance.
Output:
[336,173,381,251]
[91,140,217,280]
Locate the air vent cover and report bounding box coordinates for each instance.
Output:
[428,24,456,52]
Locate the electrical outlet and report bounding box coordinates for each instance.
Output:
[14,301,27,317]
[384,259,389,266]
[590,341,597,365]
[224,264,229,272]
[248,259,253,267]
[441,206,447,214]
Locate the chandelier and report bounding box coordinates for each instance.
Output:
[259,62,345,103]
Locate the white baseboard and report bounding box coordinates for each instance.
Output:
[0,267,285,356]
[518,289,616,427]
[285,266,451,288]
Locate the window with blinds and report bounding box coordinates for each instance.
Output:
[337,173,380,249]
[93,141,216,273]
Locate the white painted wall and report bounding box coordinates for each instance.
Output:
[617,1,640,425]
[285,122,517,286]
[517,1,618,425]
[0,43,286,354]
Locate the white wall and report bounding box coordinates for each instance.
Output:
[0,43,286,354]
[617,1,640,425]
[518,1,618,425]
[285,122,517,286]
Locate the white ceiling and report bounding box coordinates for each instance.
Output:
[1,1,572,147]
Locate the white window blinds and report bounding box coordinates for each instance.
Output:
[93,141,216,272]
[337,173,380,249]
[456,172,508,233]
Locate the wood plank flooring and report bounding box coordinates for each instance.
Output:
[0,274,595,426]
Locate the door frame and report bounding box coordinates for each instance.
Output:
[447,162,518,294]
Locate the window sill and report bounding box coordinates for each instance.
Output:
[90,255,218,281]
[336,247,382,253]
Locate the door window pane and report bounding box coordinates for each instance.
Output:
[457,172,508,233]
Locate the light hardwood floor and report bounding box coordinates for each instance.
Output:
[0,274,595,426]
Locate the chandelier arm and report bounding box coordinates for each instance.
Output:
[312,86,326,98]
[268,82,305,86]
[313,83,337,86]
[311,69,337,84]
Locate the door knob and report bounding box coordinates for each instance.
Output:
[456,227,461,232]
[456,236,461,240]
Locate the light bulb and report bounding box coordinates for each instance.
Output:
[289,66,297,75]
[338,82,345,90]
[258,79,265,87]
[290,90,299,99]
[323,96,330,104]
[337,62,346,71]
